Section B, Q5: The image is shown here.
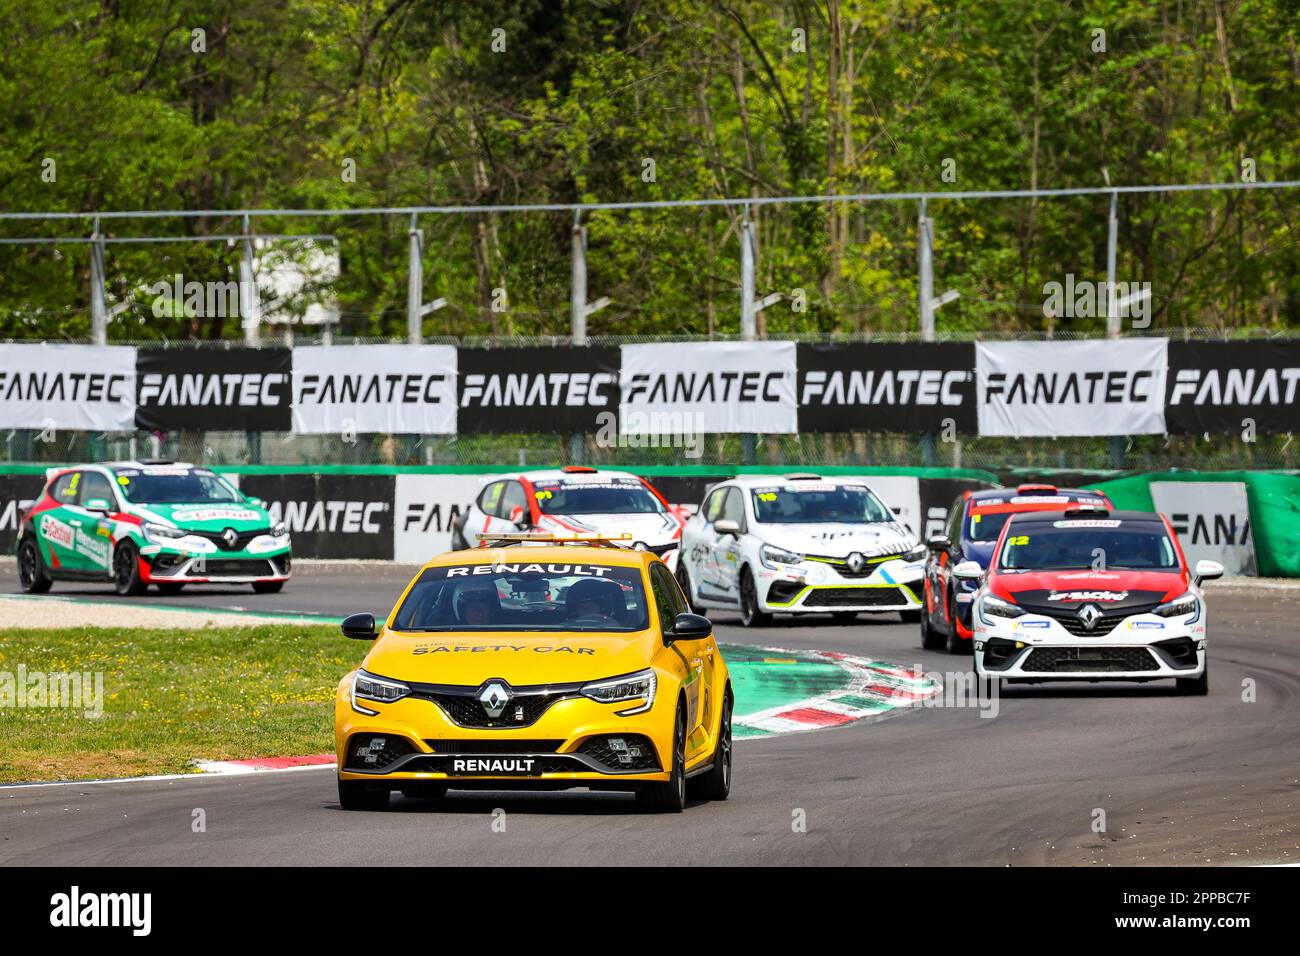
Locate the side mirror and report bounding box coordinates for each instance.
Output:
[82,497,111,513]
[668,611,712,642]
[927,534,951,552]
[713,519,740,536]
[341,612,378,640]
[1194,559,1224,584]
[952,560,984,581]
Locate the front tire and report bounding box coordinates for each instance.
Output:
[638,702,687,813]
[338,779,390,810]
[739,567,772,628]
[920,601,945,649]
[945,586,970,654]
[112,541,147,596]
[252,580,284,594]
[1176,661,1209,696]
[17,537,52,594]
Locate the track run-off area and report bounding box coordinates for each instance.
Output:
[2,561,1298,866]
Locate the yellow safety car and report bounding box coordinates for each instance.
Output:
[334,532,733,812]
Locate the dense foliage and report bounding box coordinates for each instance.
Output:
[1,0,1297,341]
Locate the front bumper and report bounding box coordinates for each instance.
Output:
[335,685,674,787]
[758,559,924,613]
[140,538,292,584]
[974,614,1206,681]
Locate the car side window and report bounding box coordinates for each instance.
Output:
[701,487,726,523]
[947,498,965,542]
[478,481,505,517]
[720,487,746,531]
[78,471,114,508]
[500,481,528,523]
[654,564,688,618]
[50,472,78,502]
[648,566,676,633]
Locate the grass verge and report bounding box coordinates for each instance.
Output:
[0,624,359,783]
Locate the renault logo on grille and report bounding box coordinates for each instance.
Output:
[1077,604,1103,630]
[221,528,238,548]
[846,552,866,574]
[479,681,511,718]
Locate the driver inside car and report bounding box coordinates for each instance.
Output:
[564,578,625,625]
[456,586,501,626]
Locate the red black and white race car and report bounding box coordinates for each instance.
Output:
[921,484,1113,653]
[959,506,1222,694]
[450,467,686,568]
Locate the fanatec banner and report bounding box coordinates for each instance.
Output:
[1,339,1298,437]
[975,338,1169,437]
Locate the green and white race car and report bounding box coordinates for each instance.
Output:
[16,460,291,596]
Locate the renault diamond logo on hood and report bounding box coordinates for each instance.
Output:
[846,551,866,574]
[1077,604,1103,629]
[479,681,511,718]
[221,527,239,548]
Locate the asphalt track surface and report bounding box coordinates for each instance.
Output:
[4,565,1300,866]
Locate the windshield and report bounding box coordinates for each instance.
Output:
[998,522,1180,571]
[750,484,893,524]
[533,479,664,516]
[391,562,649,632]
[115,468,244,504]
[968,511,1012,542]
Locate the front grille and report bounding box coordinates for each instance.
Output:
[201,559,277,577]
[1035,603,1160,637]
[344,733,417,770]
[807,554,904,579]
[190,528,267,551]
[803,586,905,608]
[409,680,584,729]
[1021,646,1160,673]
[424,739,563,754]
[577,734,660,772]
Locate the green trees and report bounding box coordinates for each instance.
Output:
[1,0,1296,341]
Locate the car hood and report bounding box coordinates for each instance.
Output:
[759,522,915,558]
[991,569,1186,611]
[128,501,272,532]
[961,541,997,568]
[362,628,660,686]
[536,511,681,544]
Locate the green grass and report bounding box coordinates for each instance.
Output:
[0,625,360,783]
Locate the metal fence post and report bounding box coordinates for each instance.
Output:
[740,207,756,341]
[408,212,424,344]
[240,214,260,346]
[918,199,934,342]
[571,212,587,346]
[89,217,107,345]
[1106,190,1120,338]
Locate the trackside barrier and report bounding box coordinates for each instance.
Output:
[2,464,1295,575]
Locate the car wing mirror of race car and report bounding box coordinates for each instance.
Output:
[927,533,952,552]
[82,497,111,513]
[341,612,378,640]
[713,519,741,536]
[1194,559,1225,584]
[667,612,713,644]
[952,560,984,582]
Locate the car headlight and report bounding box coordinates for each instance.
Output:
[350,669,410,715]
[270,522,288,538]
[760,543,803,569]
[902,543,926,562]
[979,594,1024,624]
[143,522,186,543]
[580,668,657,716]
[1155,591,1200,623]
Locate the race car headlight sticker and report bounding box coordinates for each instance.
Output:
[760,543,803,570]
[143,522,186,543]
[1155,591,1200,623]
[979,594,1024,624]
[581,668,657,716]
[351,670,410,715]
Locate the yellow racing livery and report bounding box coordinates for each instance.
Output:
[334,533,733,812]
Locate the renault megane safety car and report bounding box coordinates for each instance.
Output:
[334,532,732,812]
[960,506,1222,693]
[16,460,291,596]
[922,484,1113,653]
[676,474,925,626]
[450,466,685,568]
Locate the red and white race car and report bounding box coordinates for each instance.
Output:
[450,467,687,568]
